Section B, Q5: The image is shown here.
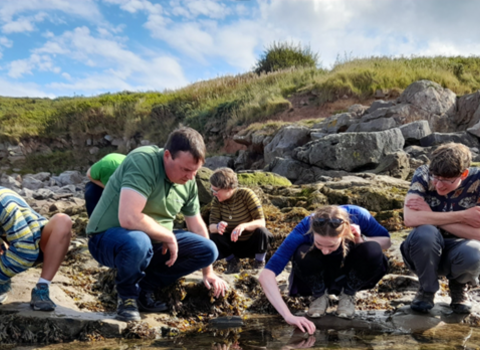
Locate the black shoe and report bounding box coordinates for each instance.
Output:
[410,288,435,313]
[225,257,241,274]
[116,297,141,322]
[137,290,168,312]
[449,280,472,314]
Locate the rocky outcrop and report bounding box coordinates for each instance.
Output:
[263,125,310,165]
[292,128,405,172]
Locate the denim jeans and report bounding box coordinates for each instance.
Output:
[401,224,480,293]
[88,227,218,299]
[84,181,104,218]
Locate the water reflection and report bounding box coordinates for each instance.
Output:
[15,315,480,350]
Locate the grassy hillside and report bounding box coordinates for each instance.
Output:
[2,56,480,149]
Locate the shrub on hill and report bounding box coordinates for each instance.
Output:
[254,42,319,74]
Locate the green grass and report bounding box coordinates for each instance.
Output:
[2,55,480,153]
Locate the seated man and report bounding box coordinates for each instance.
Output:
[85,153,126,217]
[0,187,72,311]
[402,142,480,314]
[86,127,228,322]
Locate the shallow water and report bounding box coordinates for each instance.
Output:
[8,315,480,350]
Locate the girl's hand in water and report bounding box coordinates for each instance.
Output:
[284,315,316,335]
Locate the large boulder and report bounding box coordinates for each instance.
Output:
[195,167,214,206]
[53,171,84,186]
[398,80,456,118]
[420,132,480,148]
[454,91,480,130]
[292,128,405,172]
[204,156,234,170]
[264,125,311,165]
[399,120,432,146]
[22,176,44,190]
[365,151,410,180]
[346,117,397,133]
[237,171,292,187]
[312,112,356,134]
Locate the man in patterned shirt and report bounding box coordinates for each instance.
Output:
[0,187,72,311]
[402,142,480,314]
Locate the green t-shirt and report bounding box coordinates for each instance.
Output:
[86,146,200,238]
[90,153,126,186]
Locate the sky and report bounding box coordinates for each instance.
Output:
[0,0,479,98]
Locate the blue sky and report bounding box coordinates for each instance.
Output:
[0,0,479,98]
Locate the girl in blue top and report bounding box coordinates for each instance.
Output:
[259,205,391,334]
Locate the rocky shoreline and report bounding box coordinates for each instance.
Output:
[3,79,480,344]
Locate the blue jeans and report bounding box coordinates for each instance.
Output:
[88,228,218,299]
[84,182,104,218]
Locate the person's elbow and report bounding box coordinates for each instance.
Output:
[119,211,141,230]
[403,209,418,228]
[259,268,274,286]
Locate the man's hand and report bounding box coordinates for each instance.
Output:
[162,237,178,267]
[405,197,432,212]
[231,224,246,242]
[283,314,316,335]
[217,221,228,235]
[461,207,480,228]
[203,271,228,298]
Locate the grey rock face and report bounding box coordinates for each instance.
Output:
[204,156,234,170]
[264,125,311,165]
[367,100,395,114]
[346,117,397,133]
[420,132,480,148]
[268,157,315,183]
[54,171,84,186]
[293,128,405,172]
[22,176,44,190]
[399,121,432,146]
[454,91,480,130]
[313,113,356,133]
[398,80,456,117]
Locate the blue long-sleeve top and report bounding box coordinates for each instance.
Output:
[265,205,390,276]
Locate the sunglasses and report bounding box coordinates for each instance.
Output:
[313,218,345,229]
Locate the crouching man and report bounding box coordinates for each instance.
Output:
[0,187,72,310]
[402,143,480,314]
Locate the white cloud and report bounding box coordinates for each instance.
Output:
[8,53,60,78]
[2,16,36,33]
[0,36,12,47]
[0,78,54,97]
[186,0,230,19]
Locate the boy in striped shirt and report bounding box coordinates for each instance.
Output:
[0,186,72,311]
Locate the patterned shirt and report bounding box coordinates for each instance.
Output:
[408,165,480,212]
[0,187,48,283]
[209,188,264,241]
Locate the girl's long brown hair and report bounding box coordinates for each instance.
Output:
[308,205,355,263]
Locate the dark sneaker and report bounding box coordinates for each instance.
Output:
[137,290,168,312]
[116,298,141,322]
[410,288,435,313]
[0,292,8,304]
[30,283,56,311]
[449,280,472,314]
[225,257,241,274]
[252,259,265,270]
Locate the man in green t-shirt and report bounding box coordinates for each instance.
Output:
[85,153,126,217]
[86,127,228,322]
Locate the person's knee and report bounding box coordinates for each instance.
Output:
[122,233,153,263]
[406,225,442,252]
[51,213,73,238]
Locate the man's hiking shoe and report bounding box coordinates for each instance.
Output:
[116,297,141,322]
[225,257,241,274]
[0,292,8,304]
[449,280,472,314]
[410,288,435,313]
[30,283,56,311]
[336,291,356,319]
[307,293,328,318]
[137,290,168,312]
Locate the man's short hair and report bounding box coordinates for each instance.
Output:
[164,127,206,164]
[430,143,471,177]
[210,167,238,190]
